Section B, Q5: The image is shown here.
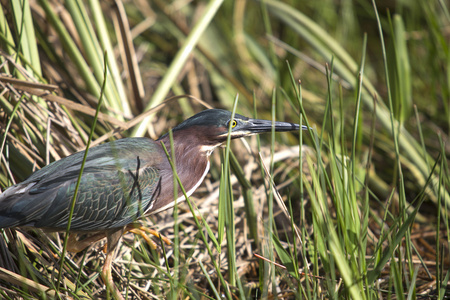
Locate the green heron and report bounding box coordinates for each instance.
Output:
[0,109,305,299]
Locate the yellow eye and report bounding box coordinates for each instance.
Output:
[231,120,237,128]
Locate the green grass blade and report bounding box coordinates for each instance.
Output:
[57,51,108,292]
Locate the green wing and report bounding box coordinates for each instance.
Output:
[0,138,164,230]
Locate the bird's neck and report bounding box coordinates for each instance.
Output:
[160,132,213,161]
[150,133,217,214]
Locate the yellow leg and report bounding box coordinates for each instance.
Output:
[101,248,124,300]
[100,228,125,300]
[67,224,170,299]
[66,223,170,253]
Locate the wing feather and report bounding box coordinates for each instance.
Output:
[0,138,164,230]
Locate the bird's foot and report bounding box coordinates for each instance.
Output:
[124,223,171,250]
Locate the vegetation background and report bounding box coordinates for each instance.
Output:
[0,0,449,299]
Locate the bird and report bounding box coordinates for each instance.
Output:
[0,109,306,299]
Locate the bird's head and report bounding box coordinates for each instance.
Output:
[159,109,306,154]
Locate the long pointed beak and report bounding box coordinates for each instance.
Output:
[242,118,308,134]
